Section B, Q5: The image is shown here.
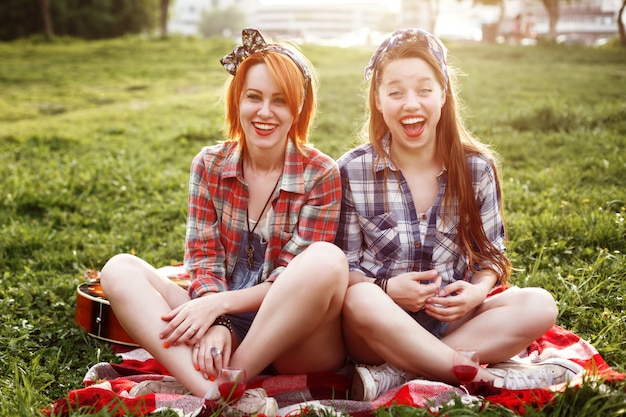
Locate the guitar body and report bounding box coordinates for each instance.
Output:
[75,283,139,346]
[75,266,190,346]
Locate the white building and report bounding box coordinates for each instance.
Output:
[168,0,620,44]
[168,0,210,35]
[246,1,395,44]
[168,0,256,35]
[522,0,620,39]
[168,0,397,44]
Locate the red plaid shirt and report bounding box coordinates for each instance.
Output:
[185,140,341,298]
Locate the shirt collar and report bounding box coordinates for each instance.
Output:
[221,141,242,180]
[221,139,305,194]
[374,133,397,173]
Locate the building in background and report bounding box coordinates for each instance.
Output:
[518,0,620,44]
[168,0,396,44]
[245,2,394,45]
[168,0,620,45]
[168,0,210,35]
[168,0,254,36]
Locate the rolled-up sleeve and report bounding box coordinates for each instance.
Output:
[185,149,229,298]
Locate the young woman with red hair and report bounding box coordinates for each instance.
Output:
[100,28,348,415]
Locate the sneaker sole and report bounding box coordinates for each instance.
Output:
[235,397,278,417]
[490,358,583,376]
[129,380,190,397]
[350,366,375,402]
[261,397,279,417]
[233,388,279,417]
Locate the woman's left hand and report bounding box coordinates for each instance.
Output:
[423,280,486,321]
[193,325,233,381]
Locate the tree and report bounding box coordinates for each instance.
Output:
[472,0,506,43]
[198,6,246,38]
[400,0,439,34]
[619,0,626,46]
[38,0,54,40]
[160,0,169,39]
[541,0,560,40]
[424,0,440,34]
[0,0,158,41]
[0,0,41,41]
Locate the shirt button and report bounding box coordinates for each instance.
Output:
[414,242,421,248]
[421,214,427,220]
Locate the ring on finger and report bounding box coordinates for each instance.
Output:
[189,325,198,333]
[193,344,200,350]
[210,347,222,358]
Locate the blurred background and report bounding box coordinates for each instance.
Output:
[1,0,624,47]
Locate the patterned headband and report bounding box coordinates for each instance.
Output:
[220,28,312,91]
[364,28,448,86]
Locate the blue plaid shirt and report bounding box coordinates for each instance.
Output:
[335,135,506,287]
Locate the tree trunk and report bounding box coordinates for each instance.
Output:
[38,0,54,40]
[497,0,506,26]
[541,0,559,40]
[617,0,626,47]
[160,0,169,39]
[427,0,439,35]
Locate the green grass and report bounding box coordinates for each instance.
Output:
[0,35,625,416]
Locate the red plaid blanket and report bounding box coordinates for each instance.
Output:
[46,325,623,416]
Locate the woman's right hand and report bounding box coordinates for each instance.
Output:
[160,296,221,348]
[386,269,441,312]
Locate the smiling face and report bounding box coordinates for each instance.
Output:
[239,63,295,153]
[375,57,446,155]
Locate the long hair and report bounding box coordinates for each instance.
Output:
[363,40,511,284]
[223,47,318,154]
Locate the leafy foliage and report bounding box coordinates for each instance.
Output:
[0,0,158,41]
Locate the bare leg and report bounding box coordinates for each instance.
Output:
[442,287,558,363]
[100,253,216,397]
[343,283,558,384]
[230,241,348,377]
[343,282,460,382]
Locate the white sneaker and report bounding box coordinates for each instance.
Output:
[488,358,583,389]
[204,384,219,401]
[231,387,278,417]
[351,363,409,401]
[129,378,191,397]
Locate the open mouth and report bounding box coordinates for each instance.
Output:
[401,117,426,137]
[253,122,277,136]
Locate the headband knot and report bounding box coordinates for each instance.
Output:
[364,28,448,86]
[220,28,311,91]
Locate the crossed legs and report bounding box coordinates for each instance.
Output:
[230,241,348,377]
[100,241,348,397]
[342,284,558,384]
[100,253,212,396]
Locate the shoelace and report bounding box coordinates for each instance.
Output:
[372,365,406,396]
[504,367,558,389]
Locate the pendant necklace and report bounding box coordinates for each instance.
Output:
[245,171,281,269]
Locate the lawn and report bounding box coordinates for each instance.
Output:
[0,35,624,416]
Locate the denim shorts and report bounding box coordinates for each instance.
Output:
[408,309,449,339]
[223,232,279,374]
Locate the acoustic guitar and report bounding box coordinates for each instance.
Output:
[75,266,190,346]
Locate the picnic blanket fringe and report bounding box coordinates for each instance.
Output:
[45,325,624,417]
